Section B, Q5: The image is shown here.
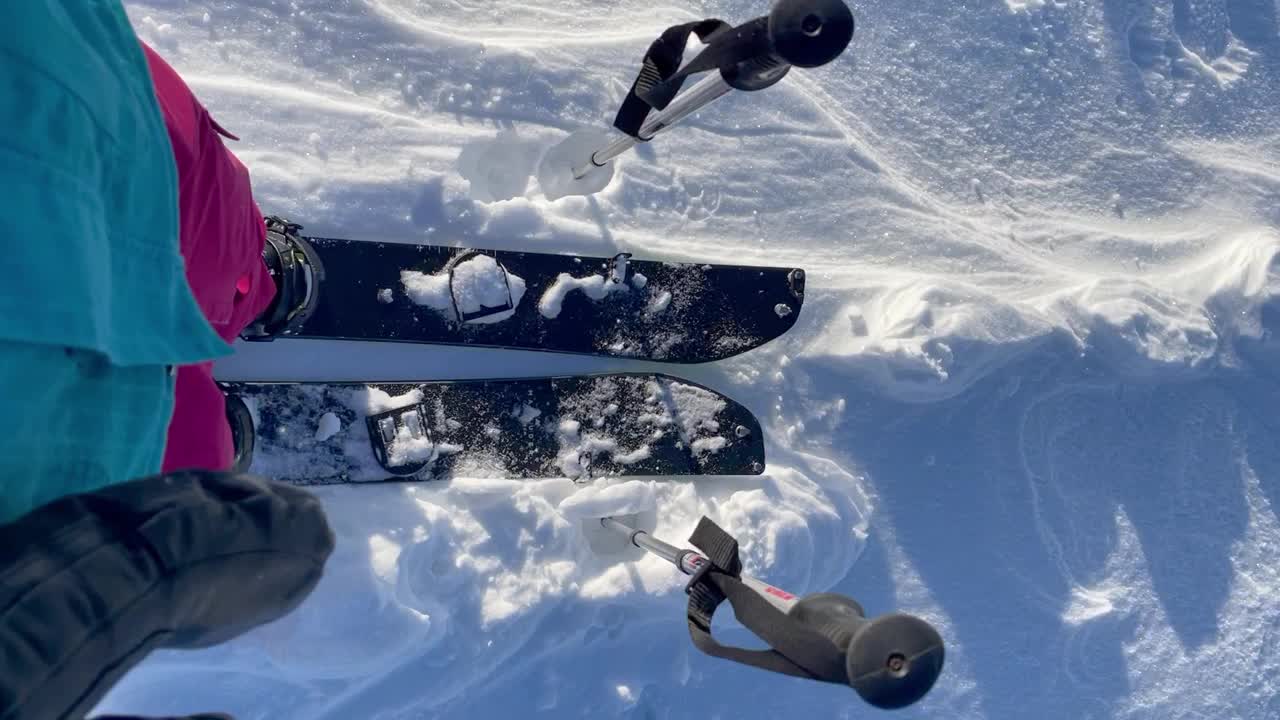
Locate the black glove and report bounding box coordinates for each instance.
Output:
[0,471,335,720]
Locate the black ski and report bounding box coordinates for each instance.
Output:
[253,234,804,363]
[221,374,765,485]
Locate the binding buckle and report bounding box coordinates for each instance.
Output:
[608,252,633,285]
[242,216,324,341]
[446,250,517,323]
[367,404,433,476]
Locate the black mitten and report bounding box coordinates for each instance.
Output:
[0,471,334,720]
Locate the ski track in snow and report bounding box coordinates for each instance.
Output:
[108,1,1280,718]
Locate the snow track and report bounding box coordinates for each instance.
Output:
[365,0,678,48]
[106,0,1280,718]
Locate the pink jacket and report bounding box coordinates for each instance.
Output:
[142,44,276,472]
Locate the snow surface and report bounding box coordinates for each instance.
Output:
[109,1,1280,718]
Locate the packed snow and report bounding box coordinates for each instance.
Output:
[400,253,527,324]
[554,429,644,474]
[691,436,728,455]
[512,403,542,425]
[314,412,342,442]
[109,0,1280,718]
[647,289,673,315]
[537,271,630,319]
[386,422,436,467]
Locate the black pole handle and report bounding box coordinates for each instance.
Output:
[613,0,854,138]
[768,0,855,68]
[788,593,945,709]
[719,0,855,91]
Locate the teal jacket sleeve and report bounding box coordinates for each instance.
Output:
[0,1,228,366]
[0,1,233,521]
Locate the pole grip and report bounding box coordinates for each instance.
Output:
[767,0,855,69]
[787,593,944,709]
[722,0,854,91]
[599,516,944,707]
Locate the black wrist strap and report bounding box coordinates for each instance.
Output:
[614,18,747,137]
[683,517,849,684]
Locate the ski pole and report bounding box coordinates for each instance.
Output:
[571,73,733,179]
[540,0,855,199]
[601,516,708,573]
[574,0,854,178]
[599,516,944,710]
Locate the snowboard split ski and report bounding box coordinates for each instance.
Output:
[222,374,765,486]
[247,231,805,363]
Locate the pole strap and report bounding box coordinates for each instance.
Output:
[683,517,849,684]
[613,17,773,138]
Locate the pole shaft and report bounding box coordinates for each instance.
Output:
[601,517,681,564]
[633,531,687,565]
[601,517,709,576]
[572,73,734,178]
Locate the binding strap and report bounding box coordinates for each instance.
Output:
[684,517,849,684]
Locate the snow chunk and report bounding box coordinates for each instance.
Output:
[401,254,527,324]
[314,412,341,442]
[553,418,651,479]
[512,403,542,425]
[646,290,672,316]
[631,273,648,289]
[538,272,628,319]
[400,270,453,313]
[663,381,725,440]
[611,445,651,465]
[450,255,527,323]
[387,425,436,467]
[554,420,588,479]
[1004,0,1046,12]
[140,15,172,33]
[377,288,393,304]
[362,386,424,414]
[368,533,401,581]
[692,437,727,454]
[1062,587,1117,625]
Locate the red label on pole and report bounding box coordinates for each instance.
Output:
[764,586,796,601]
